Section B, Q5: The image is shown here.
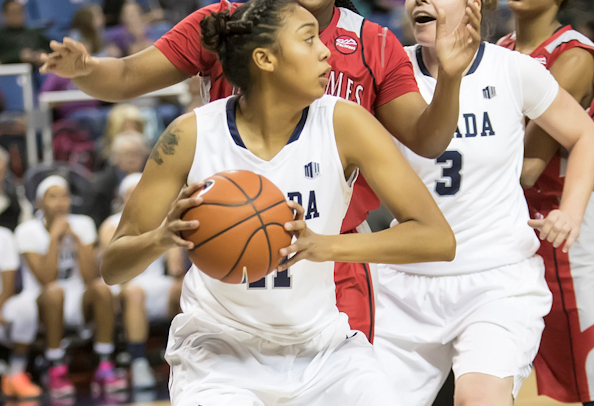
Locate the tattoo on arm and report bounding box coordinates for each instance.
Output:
[150,127,180,165]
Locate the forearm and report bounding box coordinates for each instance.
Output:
[35,241,61,285]
[413,71,462,158]
[78,249,98,285]
[101,229,169,285]
[72,57,138,101]
[559,135,594,220]
[322,220,455,264]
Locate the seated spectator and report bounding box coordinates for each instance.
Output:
[0,147,32,231]
[106,2,153,57]
[70,4,122,59]
[15,176,126,398]
[0,0,51,65]
[99,173,184,389]
[89,131,149,227]
[0,226,41,399]
[102,104,146,160]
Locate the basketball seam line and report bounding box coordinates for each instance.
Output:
[187,198,287,252]
[220,174,274,279]
[220,222,286,282]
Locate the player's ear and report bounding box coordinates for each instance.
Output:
[252,47,276,73]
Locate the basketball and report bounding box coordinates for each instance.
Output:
[180,170,294,284]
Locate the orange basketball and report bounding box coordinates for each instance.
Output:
[180,170,294,284]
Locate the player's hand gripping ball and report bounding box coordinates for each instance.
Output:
[181,170,293,284]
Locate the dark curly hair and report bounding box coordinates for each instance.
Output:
[201,0,298,93]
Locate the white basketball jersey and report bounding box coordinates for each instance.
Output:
[178,95,354,344]
[106,212,165,279]
[392,43,559,275]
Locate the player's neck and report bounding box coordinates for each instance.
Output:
[235,93,309,160]
[420,46,474,79]
[312,4,335,31]
[514,11,562,55]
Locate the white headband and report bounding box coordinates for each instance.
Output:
[36,175,69,200]
[118,172,142,199]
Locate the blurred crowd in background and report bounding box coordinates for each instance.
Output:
[0,0,593,401]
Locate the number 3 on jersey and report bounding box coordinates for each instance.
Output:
[435,151,462,196]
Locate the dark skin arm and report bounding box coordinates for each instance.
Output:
[0,270,16,324]
[522,47,594,188]
[40,41,190,102]
[101,114,199,285]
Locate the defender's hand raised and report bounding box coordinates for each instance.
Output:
[40,37,96,78]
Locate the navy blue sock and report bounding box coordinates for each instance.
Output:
[128,343,146,360]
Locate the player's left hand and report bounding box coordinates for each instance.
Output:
[434,0,481,78]
[528,209,581,253]
[276,200,326,271]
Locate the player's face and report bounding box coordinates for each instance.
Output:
[272,5,331,100]
[42,186,71,217]
[507,0,559,16]
[405,0,467,48]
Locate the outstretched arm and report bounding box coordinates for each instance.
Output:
[278,100,455,270]
[40,41,189,102]
[101,114,199,284]
[375,0,481,158]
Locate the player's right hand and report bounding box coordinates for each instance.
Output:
[39,38,95,78]
[156,182,204,250]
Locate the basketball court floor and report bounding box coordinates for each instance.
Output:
[0,369,578,406]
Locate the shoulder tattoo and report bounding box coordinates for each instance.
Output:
[150,126,180,165]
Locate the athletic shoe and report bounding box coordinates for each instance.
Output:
[47,365,75,398]
[91,361,127,396]
[130,358,156,389]
[1,372,43,398]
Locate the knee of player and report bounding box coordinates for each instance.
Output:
[90,279,116,303]
[122,285,146,307]
[40,282,65,305]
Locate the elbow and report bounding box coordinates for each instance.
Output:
[99,257,119,286]
[520,174,537,189]
[441,229,457,262]
[410,142,448,160]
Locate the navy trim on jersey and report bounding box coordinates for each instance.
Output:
[466,42,485,75]
[226,97,310,149]
[417,42,486,77]
[360,20,378,95]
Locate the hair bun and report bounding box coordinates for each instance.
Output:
[200,11,232,52]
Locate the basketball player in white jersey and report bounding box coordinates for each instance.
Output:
[99,173,184,389]
[15,176,126,397]
[0,226,41,399]
[373,0,594,405]
[101,0,458,404]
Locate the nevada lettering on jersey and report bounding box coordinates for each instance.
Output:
[287,191,320,220]
[325,70,365,105]
[454,111,496,138]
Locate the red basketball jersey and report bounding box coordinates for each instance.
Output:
[154,1,418,232]
[499,26,594,214]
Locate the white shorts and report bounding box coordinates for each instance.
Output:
[59,278,86,327]
[374,255,552,406]
[166,312,399,406]
[111,275,175,321]
[0,290,39,344]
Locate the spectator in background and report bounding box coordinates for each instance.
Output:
[0,226,41,399]
[89,131,149,227]
[102,104,145,160]
[0,0,51,65]
[106,2,153,56]
[99,173,185,389]
[70,4,122,58]
[0,147,32,231]
[15,176,126,398]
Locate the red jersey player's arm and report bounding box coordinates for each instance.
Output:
[39,3,236,102]
[521,47,594,188]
